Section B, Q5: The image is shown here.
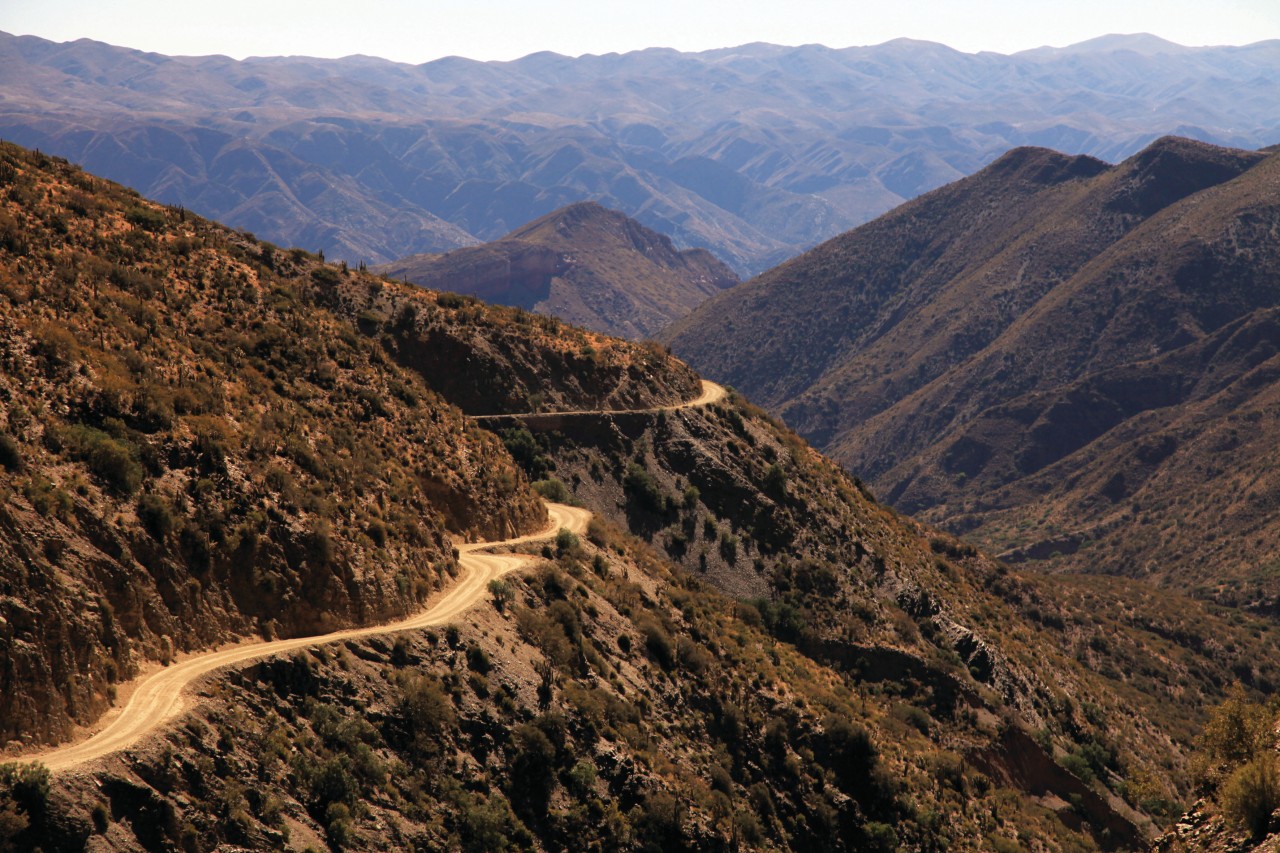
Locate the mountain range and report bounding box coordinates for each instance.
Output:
[667,135,1280,610]
[11,140,1280,850]
[2,31,1278,274]
[374,201,738,339]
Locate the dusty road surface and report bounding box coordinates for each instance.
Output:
[26,503,591,773]
[24,376,724,772]
[471,379,727,420]
[668,380,727,410]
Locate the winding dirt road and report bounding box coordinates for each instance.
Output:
[26,503,590,773]
[25,382,725,773]
[470,378,727,420]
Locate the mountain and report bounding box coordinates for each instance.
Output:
[666,136,1280,607]
[374,202,739,339]
[14,142,1280,850]
[3,32,1279,276]
[0,142,697,747]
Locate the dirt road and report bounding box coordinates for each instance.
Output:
[25,503,591,773]
[470,379,727,420]
[24,378,724,772]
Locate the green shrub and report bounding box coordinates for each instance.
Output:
[125,205,166,232]
[764,462,787,495]
[624,462,669,514]
[0,762,49,847]
[1222,753,1280,840]
[638,617,676,670]
[466,644,492,674]
[500,427,552,480]
[509,723,557,817]
[555,528,580,556]
[63,426,143,495]
[532,478,569,502]
[488,579,515,612]
[137,493,175,540]
[0,434,22,472]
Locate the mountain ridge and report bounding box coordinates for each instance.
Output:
[667,134,1280,606]
[4,30,1279,275]
[375,201,739,339]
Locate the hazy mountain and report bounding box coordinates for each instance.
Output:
[667,136,1280,606]
[375,201,739,339]
[2,31,1277,274]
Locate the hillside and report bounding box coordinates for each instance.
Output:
[4,32,1280,275]
[374,202,738,339]
[0,141,695,747]
[8,143,1280,851]
[667,136,1280,605]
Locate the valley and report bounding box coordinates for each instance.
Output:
[0,20,1279,843]
[668,136,1280,612]
[2,137,1263,852]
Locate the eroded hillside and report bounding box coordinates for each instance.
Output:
[0,142,690,747]
[668,137,1280,605]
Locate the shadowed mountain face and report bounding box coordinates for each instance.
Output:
[2,32,1278,274]
[374,201,739,339]
[667,136,1280,605]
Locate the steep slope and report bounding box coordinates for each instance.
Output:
[374,202,738,339]
[9,145,1280,852]
[668,137,1280,602]
[0,143,692,748]
[4,32,1280,274]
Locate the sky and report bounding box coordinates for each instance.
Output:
[5,0,1279,62]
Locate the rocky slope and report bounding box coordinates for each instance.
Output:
[0,142,692,748]
[4,32,1280,274]
[667,136,1280,605]
[6,145,1280,851]
[375,201,739,340]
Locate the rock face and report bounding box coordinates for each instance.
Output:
[667,137,1280,603]
[376,202,739,339]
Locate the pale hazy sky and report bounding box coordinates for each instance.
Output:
[5,0,1279,62]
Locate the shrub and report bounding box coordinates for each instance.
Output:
[509,723,557,816]
[624,462,668,514]
[89,434,143,495]
[0,434,22,472]
[303,520,336,567]
[91,801,110,833]
[125,205,166,232]
[764,462,787,496]
[555,528,580,556]
[500,427,551,480]
[531,478,569,502]
[456,791,523,853]
[1222,753,1280,840]
[466,644,492,674]
[0,762,49,846]
[397,675,455,760]
[488,579,515,612]
[719,531,739,563]
[638,617,676,670]
[1200,686,1274,769]
[137,493,175,540]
